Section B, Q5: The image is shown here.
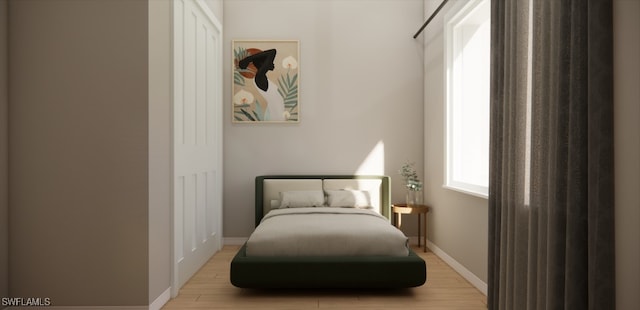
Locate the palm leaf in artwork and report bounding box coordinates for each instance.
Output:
[233,103,249,119]
[234,71,245,86]
[287,72,298,88]
[252,99,264,121]
[234,109,247,121]
[277,72,299,118]
[233,47,251,86]
[233,101,266,122]
[238,108,256,121]
[234,47,250,64]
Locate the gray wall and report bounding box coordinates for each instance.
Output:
[0,0,8,303]
[613,0,640,308]
[223,0,426,238]
[148,0,172,304]
[8,0,149,306]
[422,0,489,284]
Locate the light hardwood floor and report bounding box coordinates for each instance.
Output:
[162,245,487,309]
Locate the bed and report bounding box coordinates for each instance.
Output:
[230,175,427,289]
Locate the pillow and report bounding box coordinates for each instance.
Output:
[278,190,325,208]
[325,189,373,209]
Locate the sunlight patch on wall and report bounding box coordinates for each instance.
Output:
[355,141,385,175]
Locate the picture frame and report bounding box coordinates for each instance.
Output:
[232,40,300,123]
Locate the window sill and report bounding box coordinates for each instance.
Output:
[442,185,488,199]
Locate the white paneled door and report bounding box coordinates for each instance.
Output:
[173,0,223,295]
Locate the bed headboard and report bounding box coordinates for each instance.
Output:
[254,175,391,227]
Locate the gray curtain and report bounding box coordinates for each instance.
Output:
[488,0,615,309]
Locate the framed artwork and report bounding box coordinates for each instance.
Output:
[232,40,300,123]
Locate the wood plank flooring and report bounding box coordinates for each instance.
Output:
[162,245,487,309]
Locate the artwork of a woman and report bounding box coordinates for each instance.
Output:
[237,49,286,121]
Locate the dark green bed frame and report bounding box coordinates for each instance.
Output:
[230,175,427,289]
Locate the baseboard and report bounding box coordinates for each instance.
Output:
[149,287,170,310]
[223,237,248,245]
[425,239,488,295]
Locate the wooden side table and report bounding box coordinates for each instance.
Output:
[392,204,430,252]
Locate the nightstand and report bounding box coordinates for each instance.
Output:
[392,204,430,252]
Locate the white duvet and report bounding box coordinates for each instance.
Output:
[245,207,409,257]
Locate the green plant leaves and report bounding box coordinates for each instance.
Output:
[277,71,299,120]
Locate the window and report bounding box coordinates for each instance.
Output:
[444,0,491,198]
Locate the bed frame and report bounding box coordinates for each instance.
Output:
[230,175,427,289]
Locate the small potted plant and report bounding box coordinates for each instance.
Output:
[399,162,423,207]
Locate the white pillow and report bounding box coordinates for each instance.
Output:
[279,190,325,208]
[325,189,373,209]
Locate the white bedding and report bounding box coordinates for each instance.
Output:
[245,207,409,257]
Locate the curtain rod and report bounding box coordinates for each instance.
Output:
[413,0,451,39]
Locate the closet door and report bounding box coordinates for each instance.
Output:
[173,0,223,293]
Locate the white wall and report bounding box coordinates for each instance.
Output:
[422,0,489,284]
[223,0,425,237]
[613,0,640,308]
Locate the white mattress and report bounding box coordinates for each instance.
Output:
[245,207,409,257]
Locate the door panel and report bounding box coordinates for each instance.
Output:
[173,0,223,294]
